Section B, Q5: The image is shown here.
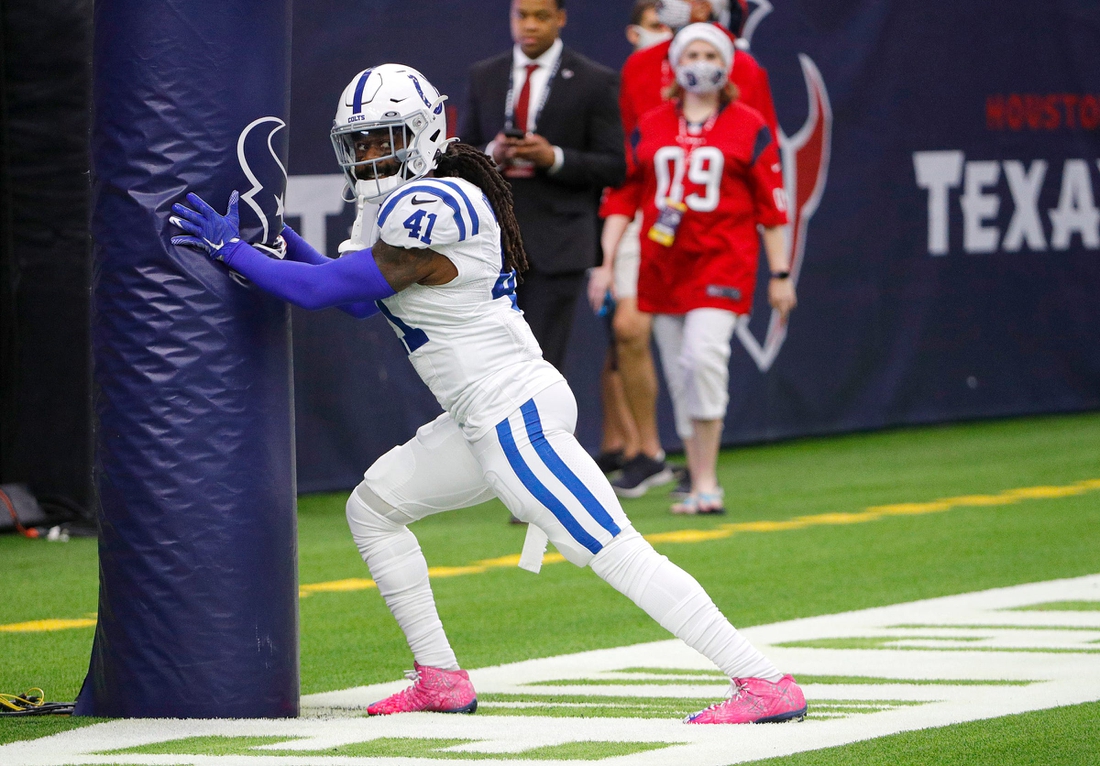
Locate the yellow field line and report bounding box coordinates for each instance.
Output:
[5,478,1098,631]
[301,477,1100,595]
[0,616,97,633]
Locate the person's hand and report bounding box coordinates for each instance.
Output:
[509,132,557,169]
[170,191,241,259]
[587,265,614,313]
[490,132,514,166]
[768,276,797,320]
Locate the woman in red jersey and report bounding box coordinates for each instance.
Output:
[593,23,796,515]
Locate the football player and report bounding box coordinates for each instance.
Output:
[170,63,805,725]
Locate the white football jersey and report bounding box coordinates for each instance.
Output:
[346,176,563,438]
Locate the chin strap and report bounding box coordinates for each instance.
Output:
[340,194,379,255]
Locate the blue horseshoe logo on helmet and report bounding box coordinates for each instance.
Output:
[408,74,445,115]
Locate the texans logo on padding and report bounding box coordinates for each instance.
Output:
[236,116,289,245]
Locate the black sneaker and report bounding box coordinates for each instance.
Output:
[611,454,674,498]
[669,467,691,500]
[593,450,626,474]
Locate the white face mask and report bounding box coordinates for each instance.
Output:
[656,0,693,30]
[675,60,728,94]
[630,25,674,51]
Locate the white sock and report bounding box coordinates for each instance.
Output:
[345,490,459,671]
[590,528,782,681]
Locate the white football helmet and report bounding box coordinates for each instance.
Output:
[331,64,449,202]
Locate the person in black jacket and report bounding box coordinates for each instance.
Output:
[460,0,625,371]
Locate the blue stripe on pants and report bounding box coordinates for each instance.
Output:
[520,399,621,538]
[496,410,604,555]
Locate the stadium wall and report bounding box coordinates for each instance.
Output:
[0,0,93,508]
[285,0,1100,493]
[4,2,1097,500]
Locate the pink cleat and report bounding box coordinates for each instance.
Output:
[685,674,806,724]
[366,663,477,716]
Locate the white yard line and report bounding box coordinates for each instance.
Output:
[3,574,1098,766]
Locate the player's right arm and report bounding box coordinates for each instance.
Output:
[281,225,379,317]
[371,239,457,290]
[218,235,453,307]
[170,191,450,312]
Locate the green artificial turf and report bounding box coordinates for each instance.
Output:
[1011,601,1100,612]
[0,534,98,708]
[0,716,101,746]
[2,410,1099,762]
[299,412,1100,688]
[104,734,672,760]
[750,701,1100,766]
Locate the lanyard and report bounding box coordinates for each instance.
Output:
[675,110,719,154]
[504,54,562,132]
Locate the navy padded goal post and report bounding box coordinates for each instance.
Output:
[76,0,299,718]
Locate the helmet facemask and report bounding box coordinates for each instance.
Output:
[333,120,417,201]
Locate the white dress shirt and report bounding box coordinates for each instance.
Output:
[510,37,562,133]
[487,38,564,174]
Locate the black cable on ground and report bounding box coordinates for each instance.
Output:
[0,689,75,716]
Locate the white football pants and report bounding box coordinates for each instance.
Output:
[345,381,779,680]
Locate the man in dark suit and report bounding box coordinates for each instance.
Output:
[460,0,625,371]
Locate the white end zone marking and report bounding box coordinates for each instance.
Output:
[4,575,1098,766]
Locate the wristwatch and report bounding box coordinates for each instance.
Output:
[770,270,791,279]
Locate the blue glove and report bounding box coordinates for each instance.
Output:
[170,191,242,259]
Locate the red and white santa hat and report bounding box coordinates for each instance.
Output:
[667,22,735,70]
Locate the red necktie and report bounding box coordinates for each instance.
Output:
[513,63,540,133]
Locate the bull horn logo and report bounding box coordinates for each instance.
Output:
[736,54,832,372]
[740,0,773,50]
[237,116,288,244]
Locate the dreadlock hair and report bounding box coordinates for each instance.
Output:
[433,141,530,277]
